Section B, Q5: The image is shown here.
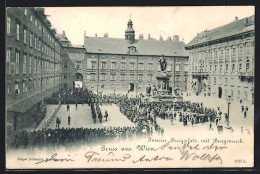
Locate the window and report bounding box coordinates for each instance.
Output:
[23,53,27,74]
[64,61,68,68]
[130,63,135,70]
[22,81,27,93]
[130,74,135,81]
[111,62,116,70]
[24,8,27,16]
[138,74,143,81]
[246,43,250,54]
[38,59,41,74]
[6,49,11,74]
[34,35,37,49]
[34,57,37,74]
[239,46,243,54]
[226,49,230,58]
[239,64,242,72]
[232,64,235,72]
[101,73,106,80]
[121,62,126,70]
[101,62,106,70]
[232,48,236,57]
[64,73,67,79]
[29,32,32,47]
[29,55,32,74]
[122,57,126,60]
[214,77,216,84]
[23,28,27,44]
[220,50,223,58]
[16,23,20,41]
[7,17,11,35]
[30,15,33,22]
[90,73,95,80]
[148,63,153,71]
[175,76,180,82]
[184,76,187,82]
[148,74,153,81]
[184,65,188,72]
[214,65,217,72]
[225,78,228,85]
[139,63,144,70]
[111,74,116,81]
[209,65,212,71]
[121,74,126,81]
[91,61,96,69]
[237,90,240,98]
[76,61,81,69]
[35,20,37,27]
[176,65,180,71]
[15,82,20,95]
[246,60,250,72]
[220,64,223,72]
[15,51,20,74]
[226,64,229,72]
[214,50,218,59]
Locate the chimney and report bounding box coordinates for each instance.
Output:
[95,33,97,38]
[51,28,56,34]
[235,16,238,21]
[159,35,163,41]
[148,34,151,40]
[166,36,172,41]
[172,35,179,41]
[84,30,86,37]
[104,33,108,38]
[139,34,143,40]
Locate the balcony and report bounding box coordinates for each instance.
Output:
[191,71,209,79]
[238,72,254,82]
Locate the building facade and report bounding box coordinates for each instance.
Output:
[61,19,189,93]
[186,16,254,103]
[6,7,63,130]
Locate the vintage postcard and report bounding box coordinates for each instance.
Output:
[5,6,254,169]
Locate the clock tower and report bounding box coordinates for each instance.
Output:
[125,19,135,43]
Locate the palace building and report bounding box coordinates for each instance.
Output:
[61,19,189,93]
[6,7,63,130]
[185,16,255,103]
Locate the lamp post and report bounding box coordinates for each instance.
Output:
[226,95,232,123]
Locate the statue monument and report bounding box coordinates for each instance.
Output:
[145,55,183,102]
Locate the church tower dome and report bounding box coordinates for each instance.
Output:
[125,19,135,42]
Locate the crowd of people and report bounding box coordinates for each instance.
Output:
[9,86,242,151]
[8,126,143,151]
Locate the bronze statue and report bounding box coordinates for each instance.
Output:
[159,55,167,72]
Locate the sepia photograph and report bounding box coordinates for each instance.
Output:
[5,6,255,169]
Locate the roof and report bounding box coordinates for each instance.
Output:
[84,37,188,57]
[187,15,255,47]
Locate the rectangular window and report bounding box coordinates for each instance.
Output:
[225,78,228,85]
[101,73,106,80]
[101,62,106,70]
[38,59,41,74]
[111,74,116,81]
[76,61,81,69]
[130,74,134,81]
[226,49,230,58]
[220,64,223,72]
[214,65,217,72]
[111,62,116,70]
[121,62,126,70]
[232,48,236,57]
[214,77,216,84]
[23,54,27,74]
[184,76,187,82]
[226,64,229,72]
[23,28,27,44]
[22,82,27,93]
[15,51,20,74]
[239,64,242,72]
[15,83,20,95]
[138,74,143,81]
[176,65,180,71]
[175,76,180,82]
[7,17,11,35]
[121,74,126,81]
[130,63,135,70]
[64,61,67,68]
[16,23,20,40]
[246,62,250,72]
[232,64,235,72]
[91,61,96,69]
[29,55,32,74]
[64,73,67,79]
[29,32,32,47]
[34,35,37,49]
[30,15,33,22]
[34,57,37,74]
[139,63,144,70]
[148,63,153,71]
[6,49,11,74]
[148,74,153,81]
[90,73,95,80]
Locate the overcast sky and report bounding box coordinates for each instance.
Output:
[44,6,254,46]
